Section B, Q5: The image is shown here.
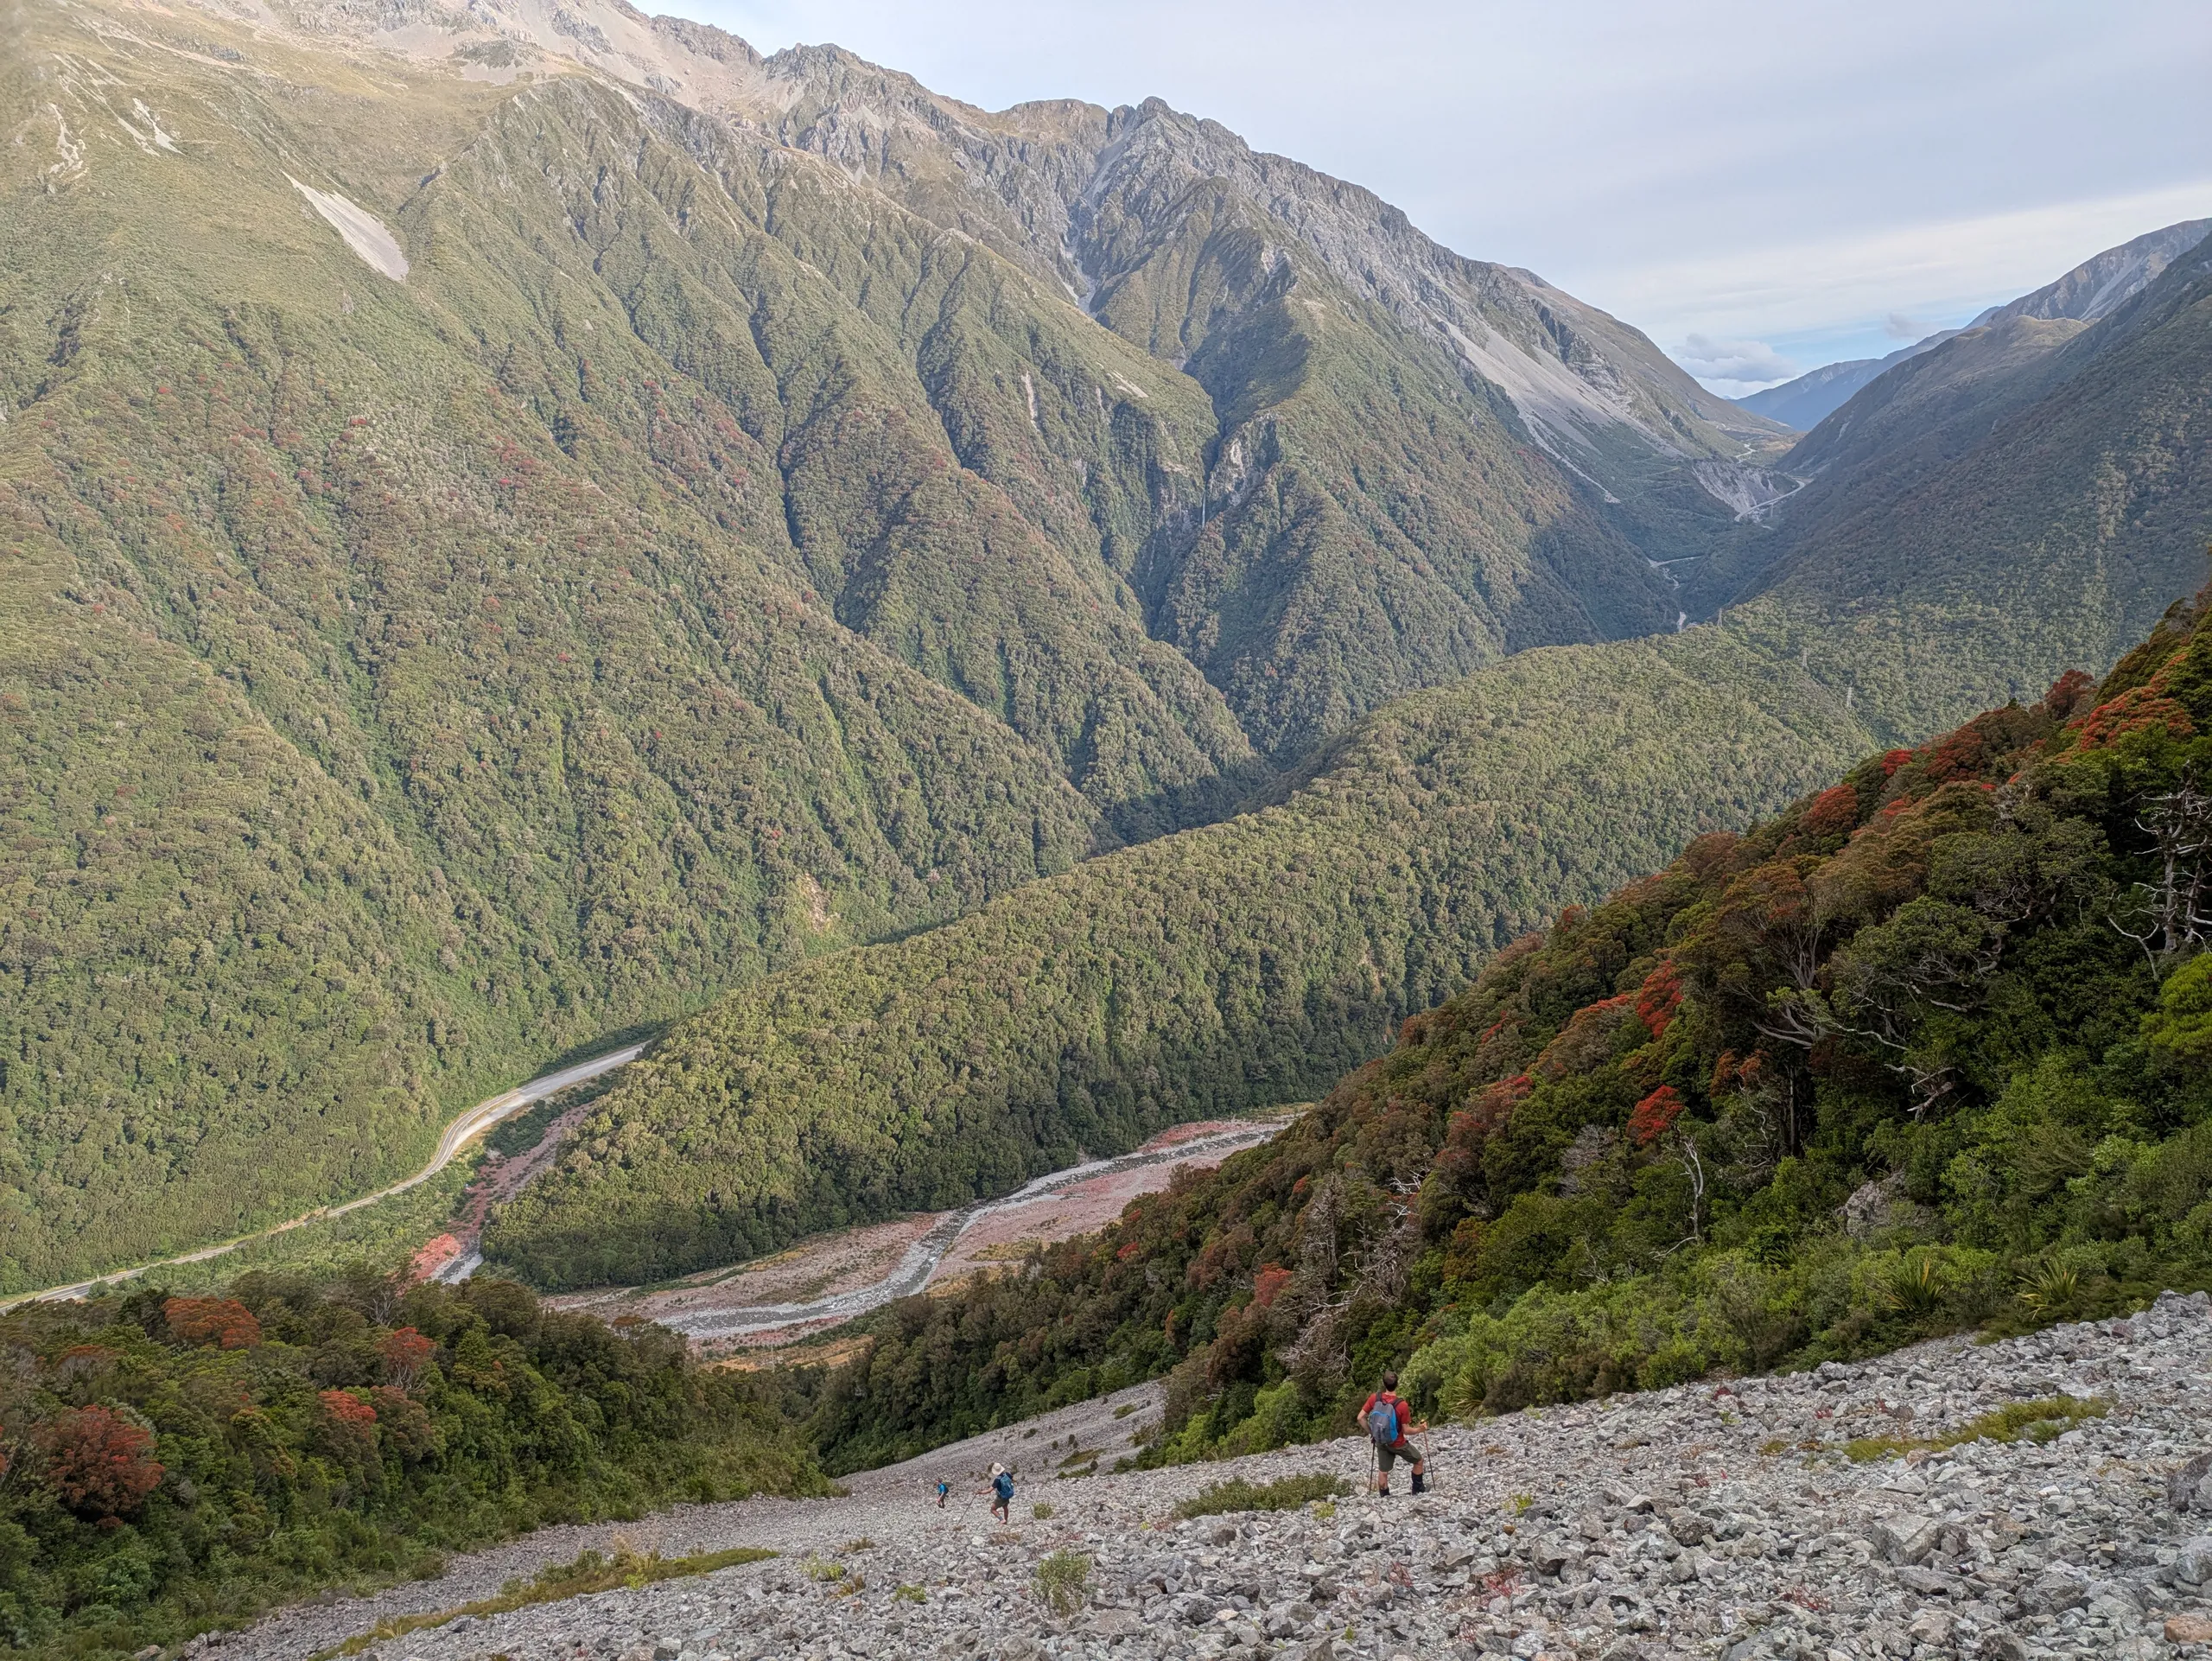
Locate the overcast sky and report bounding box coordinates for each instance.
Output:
[684,0,2211,397]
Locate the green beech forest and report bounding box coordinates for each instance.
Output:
[8,0,2209,1295]
[6,8,2212,1653]
[483,625,1872,1289]
[0,9,1731,1292]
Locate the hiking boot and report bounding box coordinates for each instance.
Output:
[1410,1471,1426,1495]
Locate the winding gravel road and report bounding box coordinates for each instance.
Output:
[0,1043,645,1309]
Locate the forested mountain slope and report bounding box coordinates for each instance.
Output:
[0,0,1811,1292]
[1748,220,2212,557]
[0,1273,817,1655]
[4,0,2201,1300]
[1698,229,2212,738]
[162,0,1799,760]
[808,582,2212,1473]
[483,625,1874,1288]
[0,10,1215,1286]
[1732,218,2205,434]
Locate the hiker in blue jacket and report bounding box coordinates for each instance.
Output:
[1357,1371,1427,1496]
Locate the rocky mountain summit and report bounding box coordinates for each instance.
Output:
[286,0,1783,480]
[210,1290,2212,1661]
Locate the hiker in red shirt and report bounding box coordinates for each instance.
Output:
[1357,1371,1427,1496]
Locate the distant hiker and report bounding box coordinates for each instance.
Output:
[982,1461,1014,1524]
[1359,1371,1427,1496]
[934,1479,950,1508]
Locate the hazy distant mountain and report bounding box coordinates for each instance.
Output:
[1771,216,2212,527]
[385,5,1802,743]
[1733,331,1957,430]
[1734,217,2209,431]
[1705,223,2212,738]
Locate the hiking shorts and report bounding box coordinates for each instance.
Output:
[1377,1438,1419,1472]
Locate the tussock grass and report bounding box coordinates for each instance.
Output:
[317,1544,776,1658]
[1172,1473,1351,1519]
[1843,1394,2107,1463]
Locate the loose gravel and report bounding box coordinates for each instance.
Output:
[198,1289,2212,1661]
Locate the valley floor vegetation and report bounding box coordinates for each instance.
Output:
[807,579,2212,1472]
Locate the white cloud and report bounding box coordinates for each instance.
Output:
[1883,312,1928,340]
[1571,179,2212,364]
[1675,334,1798,389]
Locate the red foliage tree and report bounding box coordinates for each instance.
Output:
[1250,1264,1294,1309]
[1633,963,1683,1040]
[2040,668,2097,722]
[37,1406,163,1518]
[1627,1085,1687,1148]
[378,1326,435,1391]
[316,1389,379,1463]
[1534,996,1636,1080]
[367,1387,435,1461]
[1793,785,1860,846]
[1184,1224,1255,1292]
[2069,685,2196,751]
[1708,1049,1770,1098]
[164,1296,261,1350]
[1434,1073,1532,1192]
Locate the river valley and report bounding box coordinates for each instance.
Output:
[544,1116,1294,1348]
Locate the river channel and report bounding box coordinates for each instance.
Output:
[554,1116,1291,1344]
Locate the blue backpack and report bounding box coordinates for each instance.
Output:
[993,1471,1014,1501]
[1366,1396,1401,1448]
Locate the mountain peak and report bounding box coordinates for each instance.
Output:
[212,0,1789,494]
[1973,216,2211,328]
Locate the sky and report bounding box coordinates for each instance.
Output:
[672,0,2211,397]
